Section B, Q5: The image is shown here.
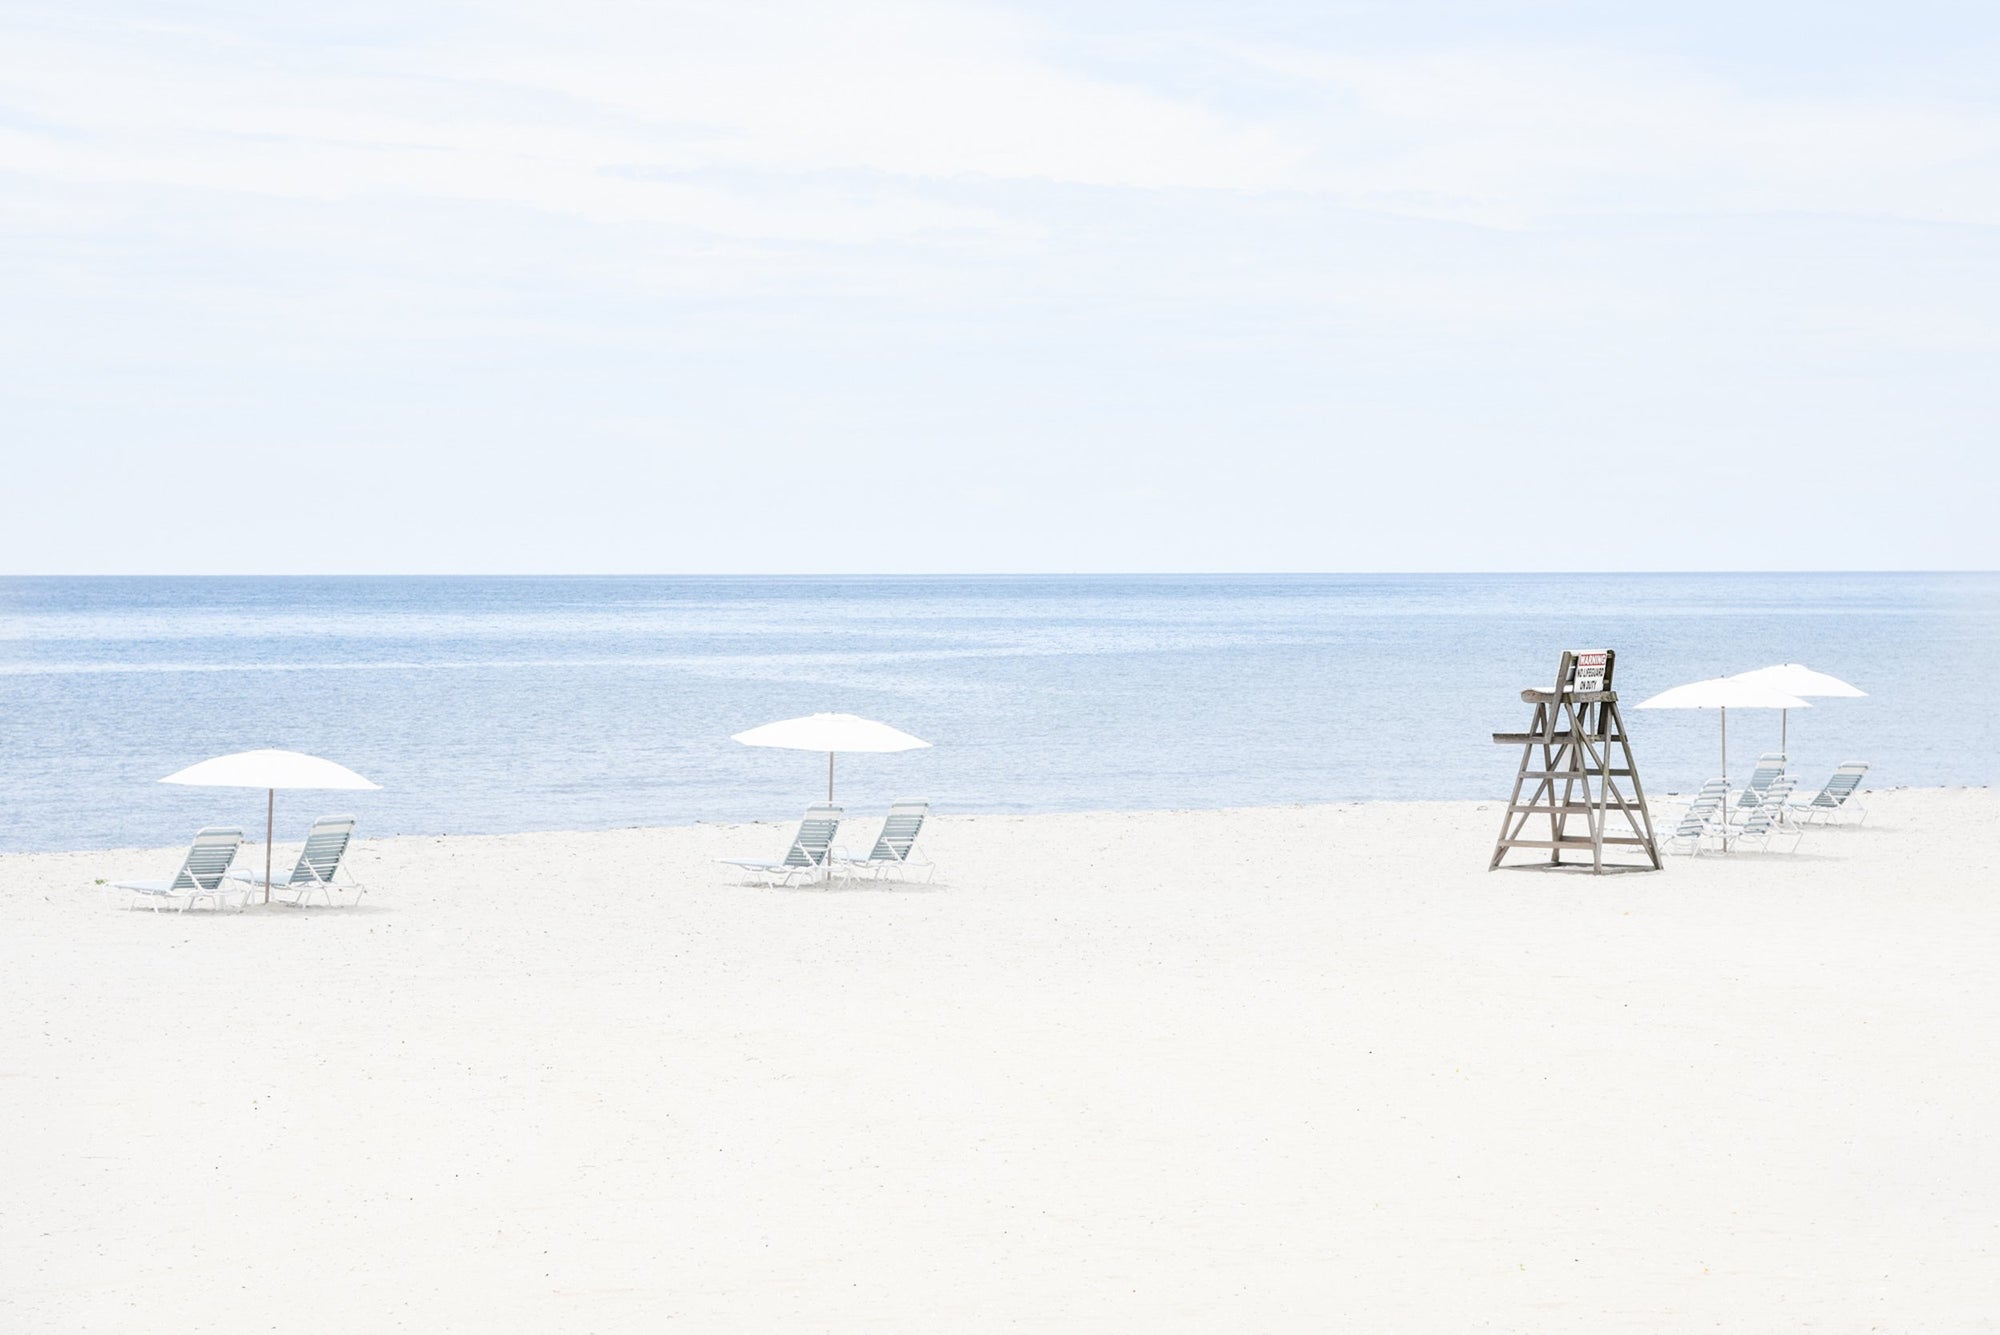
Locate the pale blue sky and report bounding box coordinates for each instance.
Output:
[3,1,1995,572]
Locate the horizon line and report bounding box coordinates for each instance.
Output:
[2,569,1996,580]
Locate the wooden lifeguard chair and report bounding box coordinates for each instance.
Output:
[1490,649,1661,873]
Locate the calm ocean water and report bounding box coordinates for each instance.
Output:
[1,574,1995,853]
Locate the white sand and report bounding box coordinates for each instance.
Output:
[3,791,1997,1331]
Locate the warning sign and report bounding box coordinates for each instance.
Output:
[1571,650,1609,693]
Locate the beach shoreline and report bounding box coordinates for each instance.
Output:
[5,791,1997,1329]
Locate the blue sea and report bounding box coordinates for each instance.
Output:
[1,574,1995,853]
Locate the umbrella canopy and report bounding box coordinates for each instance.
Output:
[1726,663,1866,699]
[1635,678,1810,713]
[161,749,379,904]
[731,713,930,801]
[732,714,930,754]
[162,749,381,791]
[1727,663,1866,752]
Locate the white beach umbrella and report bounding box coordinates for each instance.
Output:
[731,713,931,802]
[161,749,380,904]
[1727,663,1866,752]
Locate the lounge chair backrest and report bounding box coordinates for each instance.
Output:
[172,827,245,892]
[1738,754,1788,806]
[867,801,929,863]
[290,816,356,885]
[785,805,842,869]
[1668,783,1726,840]
[1684,779,1727,813]
[1737,778,1796,834]
[1670,808,1712,839]
[1808,762,1869,809]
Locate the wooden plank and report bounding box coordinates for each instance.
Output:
[1494,668,1568,870]
[1554,696,1580,859]
[1608,699,1663,868]
[1518,689,1619,704]
[1490,698,1546,870]
[1496,837,1654,850]
[1491,731,1598,745]
[1519,769,1632,779]
[1547,657,1576,864]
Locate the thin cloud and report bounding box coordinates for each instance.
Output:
[1250,44,2000,226]
[0,1,1302,246]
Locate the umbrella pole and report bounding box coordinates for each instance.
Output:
[828,752,835,803]
[264,787,274,906]
[1720,707,1729,853]
[1782,709,1788,756]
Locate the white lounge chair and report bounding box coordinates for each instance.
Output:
[1733,753,1789,809]
[1658,779,1728,855]
[228,815,364,906]
[1789,762,1869,825]
[115,827,246,912]
[1721,777,1804,851]
[718,804,842,886]
[834,801,936,882]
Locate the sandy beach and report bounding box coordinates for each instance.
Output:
[4,790,1996,1331]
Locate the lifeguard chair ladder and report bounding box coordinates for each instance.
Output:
[1490,649,1662,873]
